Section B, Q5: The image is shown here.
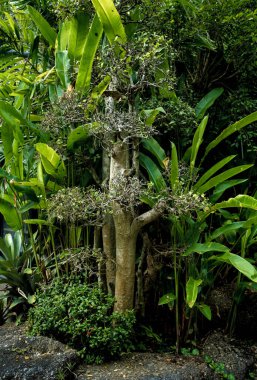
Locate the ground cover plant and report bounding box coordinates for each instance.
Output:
[0,0,257,362]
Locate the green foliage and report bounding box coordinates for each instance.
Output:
[28,278,135,363]
[205,356,236,380]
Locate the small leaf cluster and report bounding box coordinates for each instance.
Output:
[28,277,135,363]
[47,186,110,226]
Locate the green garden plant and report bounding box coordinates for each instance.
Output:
[141,108,257,351]
[28,277,135,363]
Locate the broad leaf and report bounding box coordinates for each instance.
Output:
[158,292,176,305]
[35,143,66,179]
[212,195,257,213]
[210,252,257,282]
[143,107,166,127]
[183,242,229,256]
[67,124,92,151]
[195,88,224,120]
[196,303,212,320]
[209,222,245,241]
[0,198,22,230]
[55,50,70,90]
[91,0,127,45]
[186,277,202,308]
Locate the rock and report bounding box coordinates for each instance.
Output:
[202,331,254,379]
[75,353,216,380]
[0,324,79,380]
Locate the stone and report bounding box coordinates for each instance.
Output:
[0,324,79,380]
[202,331,255,379]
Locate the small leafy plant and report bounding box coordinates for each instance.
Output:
[28,277,135,363]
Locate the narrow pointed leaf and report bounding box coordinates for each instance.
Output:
[195,88,224,120]
[170,142,179,191]
[190,116,208,175]
[196,165,253,195]
[75,15,103,93]
[204,111,257,159]
[141,137,166,168]
[193,155,236,191]
[139,153,166,192]
[27,6,57,46]
[186,277,202,308]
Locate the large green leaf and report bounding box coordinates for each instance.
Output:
[55,50,70,90]
[196,303,212,320]
[210,179,248,203]
[212,195,257,212]
[204,111,257,159]
[0,101,43,139]
[186,277,202,308]
[27,6,57,46]
[143,107,166,127]
[58,14,90,61]
[190,116,208,175]
[183,242,229,256]
[196,164,253,194]
[170,142,179,191]
[211,252,257,282]
[0,198,22,230]
[91,0,127,45]
[35,143,66,179]
[195,88,224,120]
[209,222,245,241]
[75,15,103,94]
[139,153,167,193]
[67,124,92,151]
[141,137,166,168]
[193,155,236,191]
[158,292,176,306]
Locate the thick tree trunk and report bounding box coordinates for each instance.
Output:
[113,208,136,311]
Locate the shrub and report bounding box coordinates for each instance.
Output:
[28,278,135,363]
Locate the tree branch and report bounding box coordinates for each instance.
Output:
[131,201,165,234]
